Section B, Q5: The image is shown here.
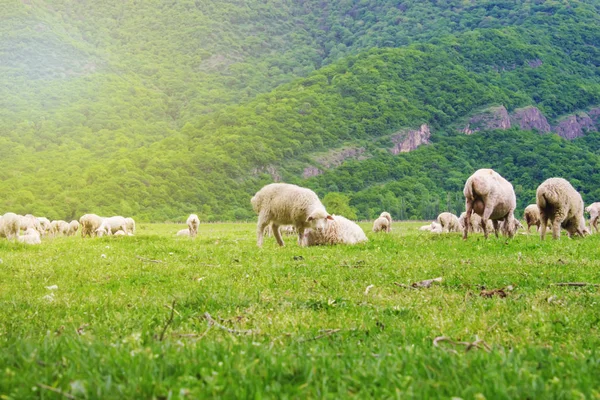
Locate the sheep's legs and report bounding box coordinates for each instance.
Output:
[552,218,562,240]
[272,224,285,247]
[297,228,305,246]
[492,220,500,238]
[256,218,270,247]
[463,204,472,240]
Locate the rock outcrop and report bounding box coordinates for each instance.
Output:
[252,165,281,182]
[462,106,511,135]
[315,147,368,168]
[554,113,596,140]
[390,124,431,154]
[302,166,322,179]
[510,106,551,133]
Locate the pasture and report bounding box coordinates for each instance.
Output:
[1,222,599,399]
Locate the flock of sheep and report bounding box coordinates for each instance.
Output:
[0,168,595,246]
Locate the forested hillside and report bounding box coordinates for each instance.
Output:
[2,0,600,221]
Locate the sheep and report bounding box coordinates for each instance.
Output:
[458,211,484,233]
[50,220,69,236]
[585,202,600,233]
[80,214,104,238]
[187,214,199,237]
[125,217,136,235]
[113,230,127,236]
[303,215,367,246]
[96,216,128,237]
[418,223,433,231]
[176,228,190,236]
[251,183,332,247]
[463,169,519,239]
[436,212,461,233]
[18,228,41,245]
[430,221,443,234]
[19,214,43,234]
[67,220,80,236]
[0,212,20,240]
[36,217,51,235]
[523,204,541,233]
[373,211,392,233]
[536,178,588,239]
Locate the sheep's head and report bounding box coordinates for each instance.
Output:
[501,217,520,238]
[95,228,107,237]
[306,209,333,232]
[380,212,392,223]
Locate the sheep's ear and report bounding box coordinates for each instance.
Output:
[327,215,334,220]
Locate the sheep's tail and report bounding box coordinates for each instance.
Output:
[536,191,549,211]
[250,193,261,213]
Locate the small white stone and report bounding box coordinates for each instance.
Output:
[45,285,58,290]
[101,254,107,259]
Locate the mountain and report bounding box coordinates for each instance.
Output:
[1,0,600,221]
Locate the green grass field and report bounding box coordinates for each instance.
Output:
[1,222,599,399]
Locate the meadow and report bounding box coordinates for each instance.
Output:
[1,222,599,399]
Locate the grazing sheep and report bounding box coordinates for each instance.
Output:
[536,178,588,239]
[18,228,41,245]
[437,212,461,233]
[79,214,104,238]
[458,211,485,233]
[0,212,21,240]
[36,217,51,235]
[176,228,190,236]
[96,216,128,237]
[19,214,43,234]
[251,183,332,247]
[50,220,69,236]
[303,215,367,246]
[125,217,136,235]
[373,211,392,233]
[113,230,127,236]
[418,223,433,231]
[463,169,519,239]
[585,202,600,233]
[523,204,541,233]
[67,220,80,236]
[187,214,199,237]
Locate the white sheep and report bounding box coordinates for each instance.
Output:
[50,220,69,236]
[125,217,136,235]
[187,214,199,237]
[96,216,128,237]
[36,217,52,235]
[80,214,104,238]
[0,212,20,240]
[113,230,127,236]
[176,228,190,236]
[463,169,519,239]
[523,204,541,233]
[18,228,41,245]
[67,220,80,236]
[373,211,392,233]
[303,215,367,246]
[19,214,43,234]
[585,202,600,233]
[251,183,332,247]
[430,221,443,234]
[536,178,588,239]
[436,212,461,233]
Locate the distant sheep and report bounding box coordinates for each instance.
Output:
[251,183,332,247]
[463,169,519,239]
[373,211,392,233]
[36,217,51,235]
[585,202,600,233]
[176,228,190,236]
[536,178,588,239]
[96,216,128,237]
[187,214,199,237]
[303,215,367,246]
[523,204,541,233]
[18,228,41,245]
[19,214,43,234]
[436,212,461,233]
[0,213,20,240]
[113,230,127,236]
[125,217,136,235]
[80,214,104,238]
[67,220,80,236]
[50,220,69,236]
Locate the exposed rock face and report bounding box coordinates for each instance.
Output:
[390,124,431,154]
[553,113,596,140]
[462,106,510,135]
[527,59,543,68]
[302,166,322,179]
[315,147,367,168]
[252,165,281,182]
[510,106,551,133]
[588,108,600,125]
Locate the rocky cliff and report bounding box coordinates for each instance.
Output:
[462,106,511,135]
[390,124,431,154]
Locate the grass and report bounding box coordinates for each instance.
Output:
[1,222,599,399]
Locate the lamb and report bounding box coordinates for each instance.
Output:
[67,220,80,236]
[176,228,190,236]
[523,204,541,233]
[113,230,127,236]
[50,220,69,236]
[303,215,367,246]
[0,212,20,240]
[429,221,443,234]
[19,214,43,234]
[536,178,588,239]
[36,217,52,235]
[251,183,332,247]
[373,211,392,233]
[585,202,600,233]
[436,212,461,233]
[187,214,199,237]
[463,169,519,239]
[96,216,128,237]
[18,228,41,245]
[79,214,104,238]
[125,217,136,235]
